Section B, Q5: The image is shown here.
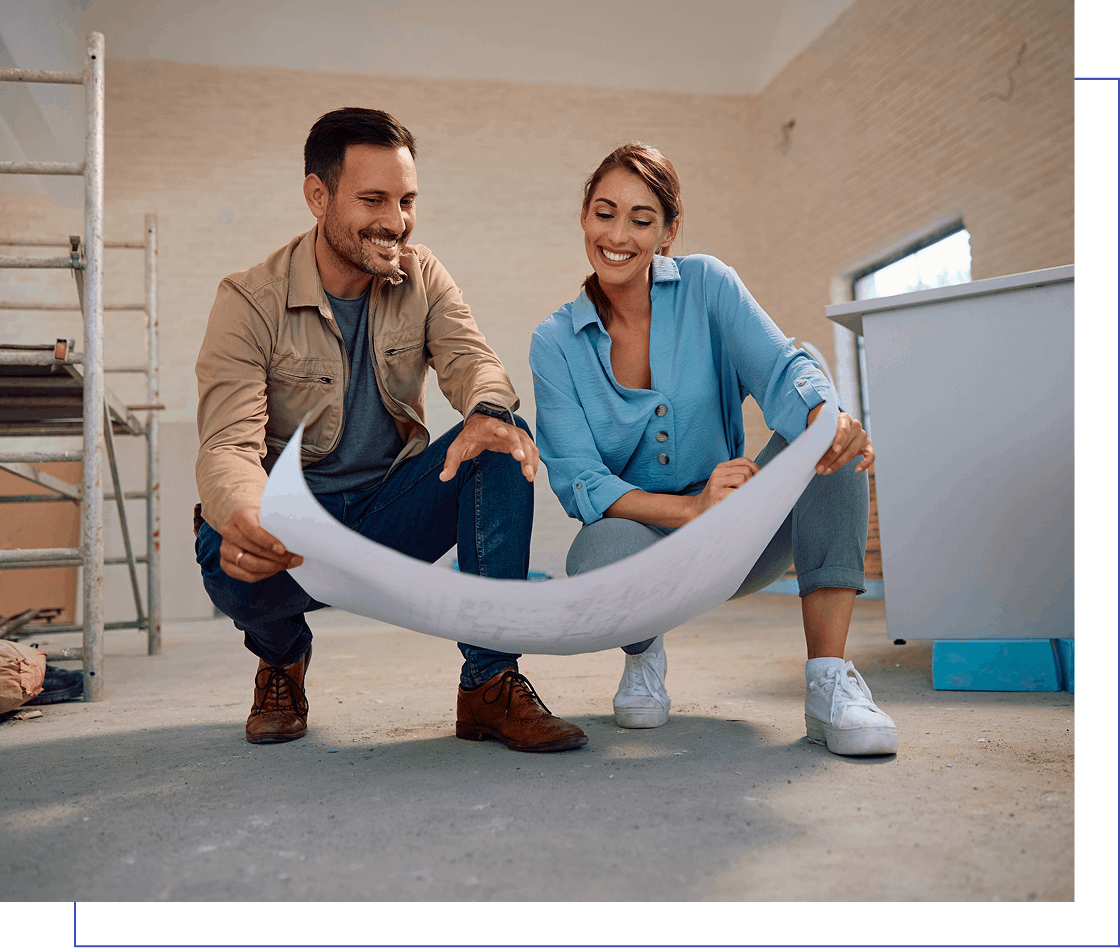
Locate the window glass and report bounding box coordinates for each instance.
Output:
[854,229,971,301]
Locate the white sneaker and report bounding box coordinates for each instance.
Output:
[805,660,897,756]
[614,636,671,728]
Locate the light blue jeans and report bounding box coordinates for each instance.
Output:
[565,431,869,654]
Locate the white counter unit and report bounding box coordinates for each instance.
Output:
[826,266,1073,640]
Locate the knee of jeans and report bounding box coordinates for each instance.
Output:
[204,569,309,626]
[565,526,600,576]
[835,457,870,507]
[809,455,868,504]
[566,519,660,576]
[479,416,534,483]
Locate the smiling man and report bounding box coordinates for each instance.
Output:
[194,107,586,753]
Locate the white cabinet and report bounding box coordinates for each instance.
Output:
[827,266,1073,640]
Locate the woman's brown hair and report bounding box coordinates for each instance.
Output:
[580,142,683,325]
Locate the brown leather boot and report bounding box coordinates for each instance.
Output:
[245,646,312,744]
[456,668,587,752]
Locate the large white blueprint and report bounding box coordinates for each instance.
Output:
[259,397,838,655]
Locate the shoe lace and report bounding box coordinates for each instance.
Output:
[826,661,877,718]
[621,651,659,696]
[481,669,551,716]
[253,663,308,717]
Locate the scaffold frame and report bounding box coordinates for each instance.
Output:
[0,32,161,700]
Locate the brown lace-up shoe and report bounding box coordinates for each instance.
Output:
[245,646,312,744]
[456,668,588,752]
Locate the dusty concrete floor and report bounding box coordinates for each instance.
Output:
[1,594,1075,904]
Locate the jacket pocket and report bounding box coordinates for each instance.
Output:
[376,331,427,417]
[265,356,344,455]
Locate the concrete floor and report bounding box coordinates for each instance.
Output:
[2,593,1075,905]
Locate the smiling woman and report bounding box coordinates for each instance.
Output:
[529,141,896,756]
[579,143,683,331]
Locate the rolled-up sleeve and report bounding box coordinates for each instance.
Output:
[530,331,636,524]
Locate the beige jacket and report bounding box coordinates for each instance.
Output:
[195,227,519,531]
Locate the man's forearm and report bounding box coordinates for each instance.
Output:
[196,445,268,533]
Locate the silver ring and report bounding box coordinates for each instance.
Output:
[235,550,244,565]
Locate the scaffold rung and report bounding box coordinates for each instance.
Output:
[0,161,84,176]
[0,67,82,84]
[0,256,82,269]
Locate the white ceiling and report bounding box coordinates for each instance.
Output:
[42,0,858,97]
[1,0,854,203]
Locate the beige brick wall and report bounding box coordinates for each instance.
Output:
[739,0,1074,450]
[1,0,1074,619]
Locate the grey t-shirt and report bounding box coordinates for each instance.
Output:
[301,287,405,494]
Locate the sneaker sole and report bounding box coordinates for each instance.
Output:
[805,715,897,756]
[455,722,588,752]
[614,707,670,728]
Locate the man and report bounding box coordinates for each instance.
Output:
[194,107,586,752]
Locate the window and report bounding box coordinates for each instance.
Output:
[850,228,972,431]
[854,229,972,301]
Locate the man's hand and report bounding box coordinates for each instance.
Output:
[440,412,539,483]
[219,505,303,582]
[809,404,875,475]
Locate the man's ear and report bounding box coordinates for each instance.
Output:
[303,174,329,219]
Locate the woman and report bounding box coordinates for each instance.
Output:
[530,143,896,756]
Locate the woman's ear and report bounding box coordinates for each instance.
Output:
[661,215,682,254]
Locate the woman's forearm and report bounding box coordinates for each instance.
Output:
[603,488,698,529]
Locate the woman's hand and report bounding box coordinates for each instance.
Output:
[690,457,761,519]
[604,457,759,528]
[809,404,875,475]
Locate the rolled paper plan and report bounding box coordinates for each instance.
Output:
[260,397,838,655]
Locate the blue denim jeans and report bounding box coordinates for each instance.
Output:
[195,418,533,688]
[565,431,869,653]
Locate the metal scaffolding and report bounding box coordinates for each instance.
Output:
[0,32,161,700]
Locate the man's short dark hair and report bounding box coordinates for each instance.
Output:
[304,108,417,194]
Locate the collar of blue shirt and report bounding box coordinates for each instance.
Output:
[570,254,682,333]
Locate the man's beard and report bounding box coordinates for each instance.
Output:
[322,202,406,280]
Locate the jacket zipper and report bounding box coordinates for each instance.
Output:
[272,369,335,384]
[384,342,424,357]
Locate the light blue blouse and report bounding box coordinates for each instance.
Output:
[530,254,835,524]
